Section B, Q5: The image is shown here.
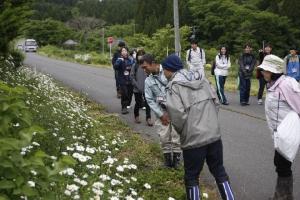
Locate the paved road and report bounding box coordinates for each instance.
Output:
[24,53,300,200]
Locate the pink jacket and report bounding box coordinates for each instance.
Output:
[265,75,300,132]
[271,76,300,114]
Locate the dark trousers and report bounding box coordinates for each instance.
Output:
[114,70,120,91]
[215,75,228,104]
[134,92,151,119]
[239,75,251,103]
[183,139,229,186]
[120,84,133,109]
[274,150,292,177]
[257,76,266,100]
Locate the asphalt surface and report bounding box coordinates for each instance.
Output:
[24,53,300,200]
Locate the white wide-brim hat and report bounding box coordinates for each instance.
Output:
[257,54,284,74]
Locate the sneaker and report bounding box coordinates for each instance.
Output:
[146,118,153,126]
[121,108,129,114]
[127,106,131,109]
[222,102,229,105]
[142,107,146,110]
[135,116,141,124]
[258,99,263,105]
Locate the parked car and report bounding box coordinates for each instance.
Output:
[24,39,38,52]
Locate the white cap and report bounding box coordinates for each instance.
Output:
[257,54,284,74]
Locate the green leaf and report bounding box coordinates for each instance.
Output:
[0,194,9,200]
[0,159,13,168]
[0,180,15,189]
[21,185,38,197]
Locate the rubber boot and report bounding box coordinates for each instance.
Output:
[217,181,235,200]
[186,185,201,200]
[270,176,294,200]
[172,152,181,169]
[163,153,173,168]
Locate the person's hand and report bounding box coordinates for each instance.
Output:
[160,112,170,126]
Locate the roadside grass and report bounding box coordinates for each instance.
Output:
[0,62,218,199]
[38,45,111,68]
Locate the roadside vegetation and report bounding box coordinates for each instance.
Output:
[0,60,218,199]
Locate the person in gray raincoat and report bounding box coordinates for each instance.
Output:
[162,54,235,200]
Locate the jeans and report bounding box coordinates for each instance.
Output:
[257,76,266,100]
[183,139,229,186]
[134,92,151,119]
[239,75,251,103]
[215,75,228,104]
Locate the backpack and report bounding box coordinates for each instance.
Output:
[211,60,216,76]
[188,48,203,62]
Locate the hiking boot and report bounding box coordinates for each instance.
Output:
[134,116,141,124]
[121,108,129,114]
[146,118,153,126]
[258,99,263,105]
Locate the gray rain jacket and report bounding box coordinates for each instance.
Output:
[165,69,221,150]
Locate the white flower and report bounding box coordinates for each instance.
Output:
[50,156,57,160]
[131,190,137,196]
[32,142,40,146]
[66,184,79,192]
[116,165,124,172]
[30,170,37,176]
[202,193,209,198]
[27,181,35,187]
[125,196,134,200]
[137,198,144,200]
[64,190,71,196]
[73,195,80,199]
[111,197,119,200]
[99,174,111,181]
[144,183,151,189]
[168,197,176,200]
[111,179,122,186]
[131,177,137,182]
[59,168,75,176]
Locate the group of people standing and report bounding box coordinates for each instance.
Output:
[112,40,300,200]
[186,40,300,107]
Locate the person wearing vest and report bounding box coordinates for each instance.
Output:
[163,54,235,200]
[258,55,300,200]
[114,47,135,114]
[238,44,256,106]
[283,46,300,82]
[214,46,231,105]
[141,54,181,169]
[256,43,272,105]
[186,39,206,76]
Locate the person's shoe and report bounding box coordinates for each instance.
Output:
[240,102,247,106]
[142,107,146,110]
[127,105,131,109]
[121,108,129,114]
[146,118,153,126]
[134,116,141,124]
[222,102,229,105]
[258,99,263,105]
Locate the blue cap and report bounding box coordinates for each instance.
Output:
[161,54,183,72]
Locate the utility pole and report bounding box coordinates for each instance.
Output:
[102,27,105,54]
[173,0,180,57]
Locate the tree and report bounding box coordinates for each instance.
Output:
[24,19,75,46]
[0,0,31,58]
